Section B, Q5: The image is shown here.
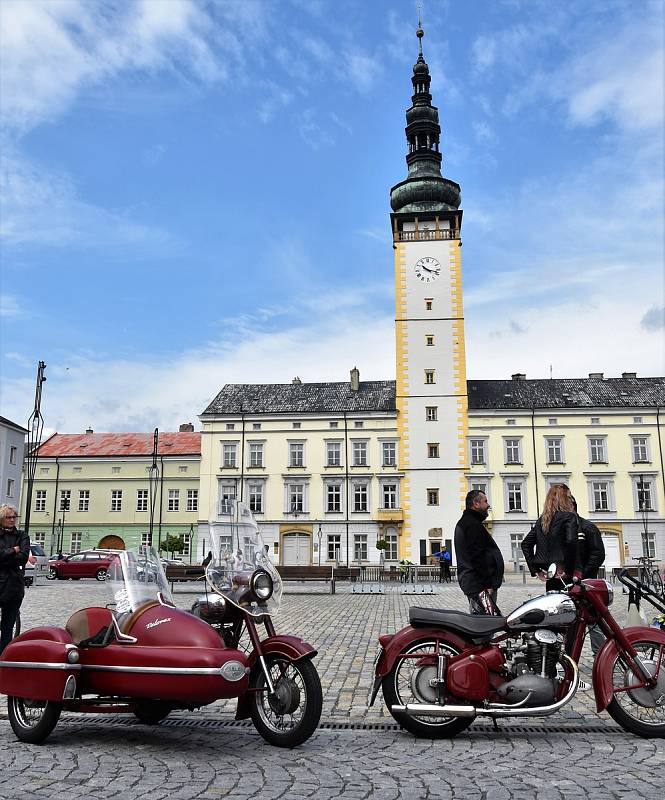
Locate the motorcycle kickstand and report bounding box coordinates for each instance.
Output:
[492,718,499,732]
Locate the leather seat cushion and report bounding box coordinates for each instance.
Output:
[409,606,507,637]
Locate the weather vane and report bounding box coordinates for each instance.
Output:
[416,1,424,53]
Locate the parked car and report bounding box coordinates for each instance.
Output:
[23,544,49,587]
[47,549,122,581]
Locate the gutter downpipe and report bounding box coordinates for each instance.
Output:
[51,457,60,555]
[239,405,246,503]
[531,406,540,513]
[344,410,350,568]
[158,455,165,551]
[657,407,665,503]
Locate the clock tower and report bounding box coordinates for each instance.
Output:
[391,24,468,563]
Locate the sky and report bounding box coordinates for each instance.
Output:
[1,0,663,435]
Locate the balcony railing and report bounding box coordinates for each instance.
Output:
[395,228,460,242]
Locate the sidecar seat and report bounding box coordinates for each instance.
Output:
[65,607,114,646]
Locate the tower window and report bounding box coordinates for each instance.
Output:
[428,443,439,458]
[426,406,438,421]
[425,370,435,385]
[425,298,433,311]
[426,335,434,346]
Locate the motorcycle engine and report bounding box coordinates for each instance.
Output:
[497,630,562,706]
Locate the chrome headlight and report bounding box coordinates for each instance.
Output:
[603,579,614,607]
[251,569,273,601]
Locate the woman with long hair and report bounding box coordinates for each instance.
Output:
[521,484,581,590]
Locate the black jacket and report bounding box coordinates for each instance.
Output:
[0,527,30,604]
[454,509,504,595]
[521,511,580,578]
[578,517,605,578]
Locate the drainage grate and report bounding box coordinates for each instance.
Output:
[9,714,622,736]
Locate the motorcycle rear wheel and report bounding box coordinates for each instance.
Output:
[7,696,62,744]
[382,638,475,738]
[606,639,665,738]
[248,656,322,748]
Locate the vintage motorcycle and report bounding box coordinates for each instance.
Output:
[0,502,322,747]
[369,570,665,738]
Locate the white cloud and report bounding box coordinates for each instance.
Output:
[0,294,22,318]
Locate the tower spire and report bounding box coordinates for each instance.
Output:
[389,21,460,213]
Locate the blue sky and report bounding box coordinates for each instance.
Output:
[1,0,663,433]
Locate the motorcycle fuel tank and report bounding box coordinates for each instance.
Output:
[506,593,576,630]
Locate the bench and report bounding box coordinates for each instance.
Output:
[276,565,336,594]
[165,564,206,592]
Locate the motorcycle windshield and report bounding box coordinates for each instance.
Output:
[205,500,282,618]
[106,547,174,614]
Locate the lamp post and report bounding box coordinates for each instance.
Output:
[57,505,67,556]
[317,523,323,567]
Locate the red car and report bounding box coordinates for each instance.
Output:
[48,550,119,581]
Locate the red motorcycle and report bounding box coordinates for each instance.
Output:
[369,571,665,738]
[0,502,322,747]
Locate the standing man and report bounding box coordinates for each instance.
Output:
[454,490,504,614]
[0,505,30,654]
[433,546,452,583]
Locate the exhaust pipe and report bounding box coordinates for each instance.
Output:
[392,655,579,720]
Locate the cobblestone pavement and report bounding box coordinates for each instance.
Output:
[0,575,663,799]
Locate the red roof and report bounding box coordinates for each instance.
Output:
[37,432,201,457]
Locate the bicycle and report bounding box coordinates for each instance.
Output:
[634,555,664,596]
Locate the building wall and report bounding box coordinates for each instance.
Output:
[198,409,403,566]
[467,406,665,570]
[21,454,200,557]
[0,421,25,509]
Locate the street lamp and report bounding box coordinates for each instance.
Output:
[317,523,323,567]
[57,506,67,556]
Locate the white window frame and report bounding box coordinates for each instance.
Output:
[382,441,397,467]
[587,479,615,512]
[469,439,487,465]
[168,489,180,512]
[383,528,398,561]
[70,531,82,554]
[139,532,152,555]
[136,489,148,512]
[289,442,305,468]
[353,534,368,562]
[352,481,369,513]
[545,436,564,464]
[249,442,264,468]
[110,490,123,512]
[504,479,526,513]
[631,435,650,464]
[326,441,342,467]
[425,369,435,384]
[325,483,342,513]
[187,489,198,512]
[60,489,72,512]
[510,533,525,562]
[588,436,608,464]
[248,482,264,514]
[503,437,522,465]
[78,489,90,512]
[33,531,46,548]
[222,442,238,468]
[468,479,492,507]
[632,475,657,513]
[35,490,47,512]
[352,440,368,467]
[182,532,192,558]
[327,534,341,561]
[643,532,657,559]
[219,483,237,515]
[284,481,309,514]
[381,482,398,510]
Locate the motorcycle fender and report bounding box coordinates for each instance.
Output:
[375,625,471,679]
[235,635,318,720]
[593,626,665,712]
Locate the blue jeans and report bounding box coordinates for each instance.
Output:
[0,595,23,655]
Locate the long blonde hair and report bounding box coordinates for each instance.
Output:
[541,484,574,533]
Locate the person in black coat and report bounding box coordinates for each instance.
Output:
[454,490,504,614]
[0,504,30,654]
[521,484,582,592]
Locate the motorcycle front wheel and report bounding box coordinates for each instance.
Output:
[382,638,475,738]
[248,656,322,748]
[7,696,62,744]
[606,638,665,738]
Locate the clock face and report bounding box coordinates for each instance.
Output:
[414,256,441,282]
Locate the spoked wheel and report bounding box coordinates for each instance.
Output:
[606,639,665,738]
[382,639,475,738]
[133,701,171,725]
[47,567,57,580]
[248,656,322,747]
[7,696,62,744]
[95,568,108,582]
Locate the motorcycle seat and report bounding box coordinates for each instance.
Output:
[409,607,507,638]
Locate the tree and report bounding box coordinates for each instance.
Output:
[163,533,184,556]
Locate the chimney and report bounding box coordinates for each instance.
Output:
[292,377,302,384]
[621,372,637,379]
[85,427,93,434]
[350,366,360,391]
[588,372,604,379]
[179,423,194,432]
[511,373,526,381]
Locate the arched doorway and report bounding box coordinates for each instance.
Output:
[97,535,125,550]
[282,532,310,565]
